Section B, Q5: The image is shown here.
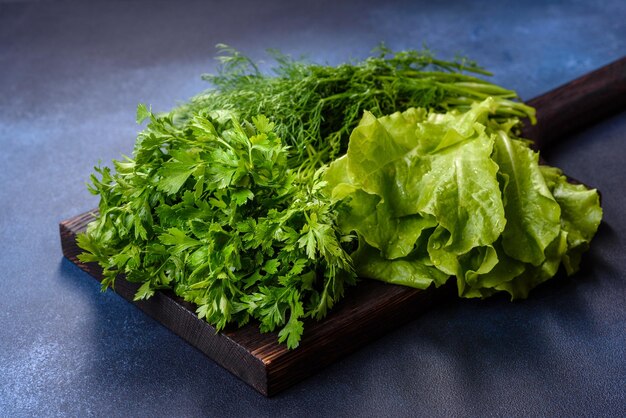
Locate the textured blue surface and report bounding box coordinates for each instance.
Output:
[1,0,625,416]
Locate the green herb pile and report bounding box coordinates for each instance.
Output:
[78,46,602,349]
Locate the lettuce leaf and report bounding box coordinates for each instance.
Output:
[492,131,561,266]
[325,98,602,299]
[540,166,603,274]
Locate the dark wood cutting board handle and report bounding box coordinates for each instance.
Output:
[522,56,626,150]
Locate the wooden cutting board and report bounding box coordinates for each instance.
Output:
[60,57,626,397]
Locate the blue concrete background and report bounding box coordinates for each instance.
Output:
[1,0,625,416]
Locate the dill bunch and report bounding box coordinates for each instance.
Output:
[173,44,535,178]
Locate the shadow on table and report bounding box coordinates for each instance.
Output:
[372,220,621,414]
[56,257,266,414]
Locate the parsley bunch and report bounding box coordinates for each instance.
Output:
[78,109,355,348]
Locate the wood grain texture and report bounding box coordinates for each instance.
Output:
[60,57,625,396]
